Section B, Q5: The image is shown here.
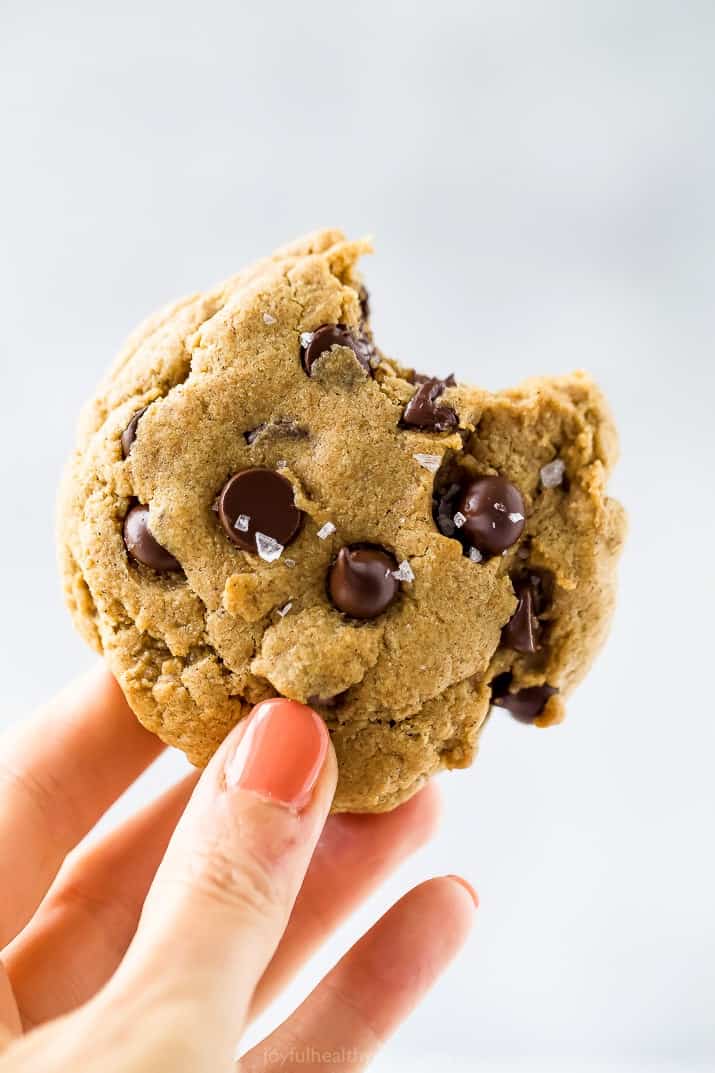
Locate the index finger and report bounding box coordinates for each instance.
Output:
[0,665,163,948]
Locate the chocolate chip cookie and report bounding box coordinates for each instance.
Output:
[58,229,626,812]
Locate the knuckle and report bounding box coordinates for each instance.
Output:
[181,841,282,921]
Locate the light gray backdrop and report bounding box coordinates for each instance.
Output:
[1,2,713,1070]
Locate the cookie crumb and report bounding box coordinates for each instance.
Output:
[234,514,250,532]
[453,511,466,529]
[413,452,441,473]
[317,521,336,540]
[468,547,483,563]
[540,458,566,488]
[263,312,277,325]
[392,560,415,583]
[255,532,284,563]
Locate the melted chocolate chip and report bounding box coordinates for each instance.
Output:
[359,286,370,322]
[123,504,180,571]
[328,546,399,619]
[433,482,462,538]
[121,406,148,458]
[401,378,458,432]
[301,324,373,377]
[457,475,525,555]
[492,680,558,723]
[502,572,550,653]
[216,467,302,553]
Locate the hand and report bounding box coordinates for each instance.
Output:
[0,668,476,1071]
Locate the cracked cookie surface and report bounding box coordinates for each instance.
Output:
[58,229,626,812]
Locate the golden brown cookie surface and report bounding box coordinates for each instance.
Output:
[58,230,625,811]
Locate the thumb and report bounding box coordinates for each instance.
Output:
[104,698,336,1060]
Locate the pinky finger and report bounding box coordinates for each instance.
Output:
[241,876,477,1073]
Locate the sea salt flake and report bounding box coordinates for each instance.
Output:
[234,513,250,532]
[300,331,314,349]
[263,312,277,325]
[508,511,524,523]
[493,501,507,512]
[414,453,441,473]
[317,521,336,540]
[468,547,483,563]
[277,601,293,617]
[540,458,566,489]
[284,558,296,568]
[453,511,466,529]
[392,560,415,583]
[255,532,284,563]
[276,459,287,469]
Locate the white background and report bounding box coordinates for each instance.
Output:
[1,2,714,1070]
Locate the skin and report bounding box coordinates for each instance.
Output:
[0,666,477,1071]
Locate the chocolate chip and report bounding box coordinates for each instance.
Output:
[457,475,525,555]
[301,324,373,377]
[433,482,462,537]
[123,504,180,571]
[216,467,302,553]
[121,406,148,458]
[244,418,308,446]
[359,286,370,322]
[401,378,458,432]
[406,370,456,387]
[328,546,399,619]
[502,573,549,653]
[492,679,558,723]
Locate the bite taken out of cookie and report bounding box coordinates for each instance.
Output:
[58,229,626,812]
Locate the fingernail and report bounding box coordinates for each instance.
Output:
[225,698,328,811]
[446,874,479,909]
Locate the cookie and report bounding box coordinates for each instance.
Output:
[58,229,626,812]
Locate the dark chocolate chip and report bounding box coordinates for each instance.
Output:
[401,378,458,432]
[328,546,399,619]
[492,682,558,723]
[359,286,370,322]
[301,324,373,377]
[457,475,525,555]
[433,482,462,537]
[216,467,302,553]
[406,370,456,386]
[502,573,549,653]
[244,418,308,446]
[123,504,180,571]
[121,406,148,459]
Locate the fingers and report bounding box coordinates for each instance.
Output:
[4,773,197,1028]
[250,782,441,1020]
[0,666,163,947]
[6,768,437,1030]
[242,877,477,1073]
[104,698,337,1068]
[0,960,21,1050]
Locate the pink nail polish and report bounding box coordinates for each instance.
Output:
[226,699,328,811]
